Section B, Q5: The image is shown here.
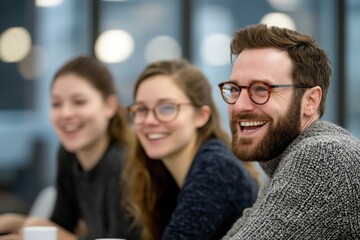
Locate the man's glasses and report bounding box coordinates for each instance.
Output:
[127,102,192,124]
[218,81,313,105]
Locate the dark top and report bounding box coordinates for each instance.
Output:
[50,143,140,240]
[161,138,259,240]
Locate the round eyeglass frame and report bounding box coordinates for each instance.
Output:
[218,81,313,105]
[127,102,193,124]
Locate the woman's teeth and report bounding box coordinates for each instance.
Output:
[147,133,167,140]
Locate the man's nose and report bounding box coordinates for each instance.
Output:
[232,89,255,112]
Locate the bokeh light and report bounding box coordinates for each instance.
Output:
[200,33,231,66]
[0,27,32,63]
[18,45,49,80]
[260,12,296,30]
[144,35,181,63]
[36,0,64,7]
[94,29,135,63]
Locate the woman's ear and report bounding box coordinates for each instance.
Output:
[195,105,211,128]
[105,95,119,119]
[302,86,322,117]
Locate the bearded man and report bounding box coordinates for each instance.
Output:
[218,24,360,239]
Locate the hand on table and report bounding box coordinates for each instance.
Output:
[0,233,21,240]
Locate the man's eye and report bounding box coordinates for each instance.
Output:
[252,85,268,92]
[230,86,240,92]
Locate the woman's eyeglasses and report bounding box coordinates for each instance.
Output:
[127,102,192,124]
[218,81,313,105]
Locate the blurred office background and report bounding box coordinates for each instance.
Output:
[0,0,359,214]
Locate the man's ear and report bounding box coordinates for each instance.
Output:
[302,86,322,117]
[195,105,211,128]
[105,94,119,119]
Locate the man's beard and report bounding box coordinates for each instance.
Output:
[230,97,301,162]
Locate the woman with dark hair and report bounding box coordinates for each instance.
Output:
[0,56,139,240]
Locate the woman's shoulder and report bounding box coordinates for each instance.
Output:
[100,142,127,171]
[106,142,126,160]
[196,139,242,167]
[183,139,258,202]
[190,139,250,181]
[197,138,231,156]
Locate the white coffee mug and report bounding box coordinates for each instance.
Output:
[23,226,57,240]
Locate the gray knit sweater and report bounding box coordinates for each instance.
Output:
[223,120,360,239]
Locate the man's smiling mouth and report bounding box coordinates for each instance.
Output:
[240,121,266,132]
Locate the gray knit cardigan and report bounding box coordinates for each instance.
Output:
[223,120,360,239]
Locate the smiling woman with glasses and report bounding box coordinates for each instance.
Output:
[127,102,193,124]
[122,59,260,240]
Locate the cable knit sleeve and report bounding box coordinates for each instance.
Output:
[224,134,360,240]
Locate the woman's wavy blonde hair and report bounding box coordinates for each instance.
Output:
[122,59,261,240]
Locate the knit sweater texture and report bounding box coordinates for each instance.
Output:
[223,120,360,239]
[161,138,259,240]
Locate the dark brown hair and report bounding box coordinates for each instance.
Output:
[231,24,332,117]
[51,55,131,146]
